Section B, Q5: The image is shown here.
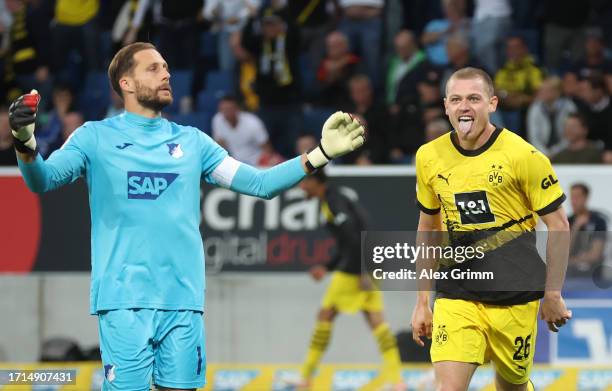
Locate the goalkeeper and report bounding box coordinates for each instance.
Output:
[9,42,364,391]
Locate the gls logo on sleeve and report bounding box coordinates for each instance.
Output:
[127,171,178,199]
[541,174,559,189]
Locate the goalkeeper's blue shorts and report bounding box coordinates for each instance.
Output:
[98,309,205,390]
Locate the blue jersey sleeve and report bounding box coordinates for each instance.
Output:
[18,122,96,193]
[199,130,229,179]
[198,130,306,199]
[229,157,306,200]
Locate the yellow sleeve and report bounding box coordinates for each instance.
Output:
[415,147,440,214]
[519,150,566,215]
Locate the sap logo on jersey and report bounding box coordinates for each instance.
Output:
[127,171,179,200]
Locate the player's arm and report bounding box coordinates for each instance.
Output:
[411,211,442,346]
[519,148,572,332]
[540,207,572,332]
[206,112,365,199]
[411,146,442,346]
[10,91,90,193]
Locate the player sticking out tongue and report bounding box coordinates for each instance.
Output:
[458,116,474,134]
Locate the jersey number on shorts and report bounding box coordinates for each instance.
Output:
[513,334,532,361]
[454,191,495,224]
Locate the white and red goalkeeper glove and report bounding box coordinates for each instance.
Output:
[8,89,41,153]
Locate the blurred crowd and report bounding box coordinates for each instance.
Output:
[0,0,611,166]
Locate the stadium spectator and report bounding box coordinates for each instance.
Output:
[337,0,383,86]
[202,0,260,73]
[576,75,612,155]
[108,0,145,57]
[439,33,480,95]
[551,113,603,164]
[51,0,100,75]
[288,0,337,70]
[425,116,450,142]
[229,30,259,111]
[389,73,443,165]
[48,110,85,153]
[567,183,607,279]
[316,31,360,108]
[212,95,270,165]
[36,84,76,158]
[495,35,544,111]
[420,0,470,67]
[0,105,17,165]
[5,0,51,102]
[495,35,544,135]
[527,76,577,156]
[126,0,203,69]
[562,28,612,101]
[241,6,302,157]
[342,74,388,164]
[295,133,318,155]
[386,30,429,107]
[564,28,612,82]
[400,0,445,37]
[471,0,512,73]
[542,0,590,71]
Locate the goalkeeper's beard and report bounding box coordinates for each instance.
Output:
[134,81,173,112]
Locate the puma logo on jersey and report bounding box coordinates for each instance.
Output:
[437,173,451,185]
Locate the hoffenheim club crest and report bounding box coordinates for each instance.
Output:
[167,143,184,159]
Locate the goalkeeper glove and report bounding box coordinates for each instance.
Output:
[306,111,365,170]
[9,89,40,153]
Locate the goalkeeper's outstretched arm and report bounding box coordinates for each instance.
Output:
[209,111,365,199]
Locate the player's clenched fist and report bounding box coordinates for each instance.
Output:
[411,302,433,347]
[306,111,365,169]
[9,89,41,153]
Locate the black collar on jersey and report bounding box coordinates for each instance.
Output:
[450,126,503,157]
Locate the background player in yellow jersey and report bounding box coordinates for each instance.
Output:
[297,170,404,390]
[411,67,572,391]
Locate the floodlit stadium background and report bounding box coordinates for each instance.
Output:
[1,0,612,390]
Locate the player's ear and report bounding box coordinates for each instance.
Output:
[443,97,449,116]
[120,76,134,94]
[488,95,498,113]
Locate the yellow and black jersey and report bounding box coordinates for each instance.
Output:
[415,127,566,304]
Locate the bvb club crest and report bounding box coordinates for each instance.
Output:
[435,325,448,346]
[488,164,504,187]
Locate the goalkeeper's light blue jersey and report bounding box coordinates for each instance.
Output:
[18,111,306,314]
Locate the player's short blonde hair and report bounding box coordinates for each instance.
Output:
[445,67,495,98]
